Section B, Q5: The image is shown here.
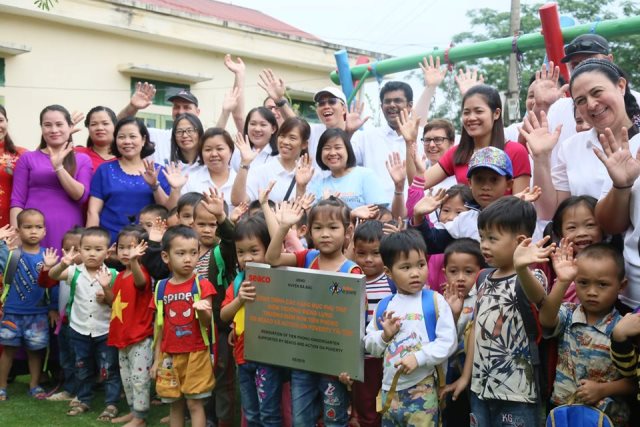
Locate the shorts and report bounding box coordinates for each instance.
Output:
[156,349,215,402]
[0,312,49,350]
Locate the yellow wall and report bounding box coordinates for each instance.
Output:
[0,0,373,149]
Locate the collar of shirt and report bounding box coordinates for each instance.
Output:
[572,304,620,335]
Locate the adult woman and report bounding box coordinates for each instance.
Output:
[181,127,236,209]
[232,117,309,205]
[522,59,640,220]
[0,106,26,227]
[170,112,204,174]
[87,117,184,242]
[229,107,278,172]
[11,105,92,249]
[302,128,386,209]
[415,85,530,194]
[74,106,116,171]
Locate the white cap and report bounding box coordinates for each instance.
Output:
[314,86,347,105]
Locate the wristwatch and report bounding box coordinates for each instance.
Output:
[275,98,288,108]
[240,164,250,171]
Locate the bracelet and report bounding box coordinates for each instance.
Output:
[54,166,64,172]
[394,191,404,196]
[613,183,634,190]
[150,183,160,191]
[240,164,250,170]
[275,98,288,108]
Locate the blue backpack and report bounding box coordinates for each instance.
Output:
[303,249,360,273]
[546,403,614,427]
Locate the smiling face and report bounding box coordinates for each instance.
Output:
[385,249,428,295]
[201,135,232,174]
[423,127,453,166]
[174,118,200,154]
[315,93,347,128]
[115,123,145,159]
[247,110,276,150]
[560,203,603,254]
[571,71,628,134]
[87,110,115,148]
[320,136,348,173]
[462,94,500,141]
[41,110,71,148]
[277,126,305,162]
[381,89,411,130]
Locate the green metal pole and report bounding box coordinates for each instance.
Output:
[347,69,371,105]
[330,15,640,84]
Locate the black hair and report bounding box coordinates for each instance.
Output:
[0,105,18,154]
[39,104,77,176]
[424,118,455,142]
[570,59,640,138]
[455,85,505,165]
[233,216,270,250]
[198,127,234,165]
[248,199,275,215]
[577,243,625,282]
[116,225,148,250]
[551,196,598,239]
[80,226,111,245]
[62,226,85,245]
[111,117,155,158]
[315,128,357,171]
[177,192,204,214]
[379,81,414,103]
[444,238,485,269]
[477,196,536,237]
[354,220,383,245]
[139,204,169,221]
[17,208,44,227]
[278,117,311,156]
[445,184,474,205]
[379,229,426,269]
[84,106,116,148]
[161,225,199,252]
[308,197,351,229]
[243,107,279,156]
[375,205,393,222]
[171,113,204,164]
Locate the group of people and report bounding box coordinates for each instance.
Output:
[0,31,639,427]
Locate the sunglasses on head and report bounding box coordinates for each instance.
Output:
[565,39,608,55]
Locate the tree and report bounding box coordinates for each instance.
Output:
[34,0,58,10]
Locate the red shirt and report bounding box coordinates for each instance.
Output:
[74,146,115,173]
[0,144,26,227]
[150,275,216,354]
[107,267,154,349]
[222,283,246,364]
[437,141,531,191]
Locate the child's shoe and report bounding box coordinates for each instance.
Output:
[47,390,75,401]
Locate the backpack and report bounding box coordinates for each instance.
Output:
[0,247,23,304]
[65,266,117,319]
[303,249,360,273]
[546,401,614,427]
[153,275,216,364]
[374,288,446,415]
[476,268,556,409]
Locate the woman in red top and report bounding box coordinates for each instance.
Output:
[0,105,26,227]
[75,106,116,171]
[420,85,531,195]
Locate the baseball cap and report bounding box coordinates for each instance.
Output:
[467,147,513,179]
[167,89,199,106]
[561,34,610,63]
[314,86,347,105]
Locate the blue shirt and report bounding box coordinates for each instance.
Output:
[0,243,57,315]
[90,161,171,242]
[308,166,387,209]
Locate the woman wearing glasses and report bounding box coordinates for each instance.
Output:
[169,113,205,174]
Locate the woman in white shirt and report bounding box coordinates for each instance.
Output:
[229,106,278,171]
[169,113,204,174]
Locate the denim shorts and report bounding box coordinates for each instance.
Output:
[0,312,49,350]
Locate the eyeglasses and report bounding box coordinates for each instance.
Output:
[266,105,278,111]
[382,97,407,106]
[565,39,609,56]
[315,97,340,108]
[422,136,449,145]
[175,128,196,137]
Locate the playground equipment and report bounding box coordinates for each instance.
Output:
[331,3,640,103]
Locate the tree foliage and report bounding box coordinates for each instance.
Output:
[34,0,58,10]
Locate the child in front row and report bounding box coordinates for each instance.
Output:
[364,229,456,427]
[48,226,121,420]
[521,242,634,426]
[149,225,215,427]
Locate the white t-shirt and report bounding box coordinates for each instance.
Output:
[148,128,172,166]
[230,144,274,172]
[181,164,236,210]
[67,264,111,337]
[245,156,296,202]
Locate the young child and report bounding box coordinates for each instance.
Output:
[441,196,549,426]
[105,225,154,427]
[363,229,456,426]
[0,209,56,400]
[177,192,204,227]
[521,242,634,426]
[610,311,640,402]
[351,220,394,427]
[138,204,169,233]
[47,226,121,420]
[221,215,286,426]
[149,225,216,427]
[265,197,363,426]
[440,238,484,427]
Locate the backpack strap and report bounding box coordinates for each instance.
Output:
[374,294,395,330]
[515,279,544,399]
[212,246,226,289]
[338,258,359,274]
[421,289,437,342]
[65,268,82,318]
[0,248,22,304]
[475,268,496,289]
[233,271,245,298]
[192,275,212,347]
[152,278,169,350]
[303,249,320,269]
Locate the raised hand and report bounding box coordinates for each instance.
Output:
[234,132,257,165]
[454,68,485,97]
[61,246,78,266]
[413,188,448,217]
[221,86,240,113]
[345,101,370,134]
[70,111,85,135]
[149,217,167,242]
[275,200,305,227]
[351,204,379,221]
[0,224,16,242]
[223,54,245,75]
[106,242,117,260]
[257,69,286,101]
[130,82,156,111]
[518,110,562,158]
[513,236,555,270]
[50,142,74,171]
[380,310,401,342]
[593,127,640,188]
[162,162,188,190]
[95,265,113,289]
[513,186,542,203]
[397,108,421,144]
[533,61,569,112]
[43,248,59,269]
[420,56,447,88]
[386,152,406,186]
[230,202,249,223]
[408,143,427,175]
[322,189,341,200]
[202,187,227,217]
[443,282,464,320]
[141,159,160,188]
[551,239,578,284]
[612,312,640,342]
[295,154,315,188]
[258,180,276,207]
[382,217,406,235]
[296,193,316,212]
[238,281,256,302]
[129,240,148,260]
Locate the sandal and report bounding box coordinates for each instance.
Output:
[67,403,90,416]
[0,388,7,401]
[97,405,119,422]
[28,386,47,400]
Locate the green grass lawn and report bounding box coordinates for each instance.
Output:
[1,375,170,426]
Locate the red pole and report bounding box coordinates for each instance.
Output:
[539,3,570,82]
